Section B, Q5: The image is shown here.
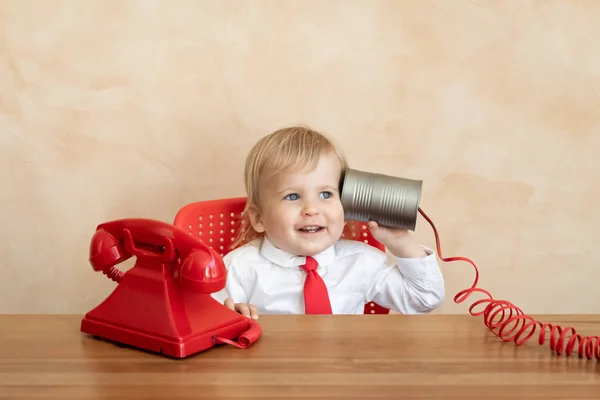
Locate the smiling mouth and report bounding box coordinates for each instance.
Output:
[299,226,324,233]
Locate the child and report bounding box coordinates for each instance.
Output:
[212,126,445,318]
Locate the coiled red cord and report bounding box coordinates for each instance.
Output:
[215,319,262,349]
[102,266,124,283]
[418,207,600,360]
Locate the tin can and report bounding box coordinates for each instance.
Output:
[340,168,422,231]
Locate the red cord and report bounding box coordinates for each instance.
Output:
[102,266,124,283]
[215,319,262,349]
[418,207,600,360]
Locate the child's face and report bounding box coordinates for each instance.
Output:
[249,151,345,256]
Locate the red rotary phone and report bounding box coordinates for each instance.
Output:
[80,218,261,358]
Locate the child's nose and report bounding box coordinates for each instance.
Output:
[302,200,319,216]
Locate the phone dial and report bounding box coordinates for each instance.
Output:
[80,218,261,358]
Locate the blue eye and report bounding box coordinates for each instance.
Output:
[284,193,299,201]
[320,191,332,199]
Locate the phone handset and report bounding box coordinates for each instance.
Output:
[88,218,227,293]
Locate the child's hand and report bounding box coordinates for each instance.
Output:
[224,297,259,319]
[368,221,428,258]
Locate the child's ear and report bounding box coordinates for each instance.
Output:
[248,204,265,233]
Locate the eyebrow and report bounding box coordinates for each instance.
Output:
[274,185,339,195]
[321,185,339,192]
[275,187,297,195]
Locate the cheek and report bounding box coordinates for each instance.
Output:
[280,207,300,225]
[266,205,296,228]
[326,202,345,221]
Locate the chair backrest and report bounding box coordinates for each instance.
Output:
[174,197,389,314]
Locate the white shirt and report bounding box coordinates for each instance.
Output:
[211,237,445,315]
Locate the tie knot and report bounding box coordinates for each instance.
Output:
[301,256,318,272]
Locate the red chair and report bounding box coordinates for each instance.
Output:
[174,197,390,314]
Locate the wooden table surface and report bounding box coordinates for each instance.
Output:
[0,314,599,399]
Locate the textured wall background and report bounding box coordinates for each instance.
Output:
[1,0,599,314]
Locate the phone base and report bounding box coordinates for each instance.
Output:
[80,265,256,358]
[81,312,249,358]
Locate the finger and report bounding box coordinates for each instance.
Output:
[370,221,396,235]
[224,297,235,310]
[236,303,251,318]
[248,304,259,320]
[369,221,388,237]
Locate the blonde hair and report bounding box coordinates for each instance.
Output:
[231,126,348,249]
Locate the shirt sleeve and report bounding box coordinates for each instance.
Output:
[210,254,249,305]
[365,246,445,314]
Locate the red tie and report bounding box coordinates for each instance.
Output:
[300,256,332,314]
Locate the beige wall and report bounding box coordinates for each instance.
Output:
[1,0,599,315]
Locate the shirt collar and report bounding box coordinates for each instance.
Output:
[259,236,336,268]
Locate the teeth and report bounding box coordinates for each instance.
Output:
[301,226,320,232]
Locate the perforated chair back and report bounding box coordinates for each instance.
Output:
[174,197,390,314]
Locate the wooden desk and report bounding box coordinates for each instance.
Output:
[0,314,598,399]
